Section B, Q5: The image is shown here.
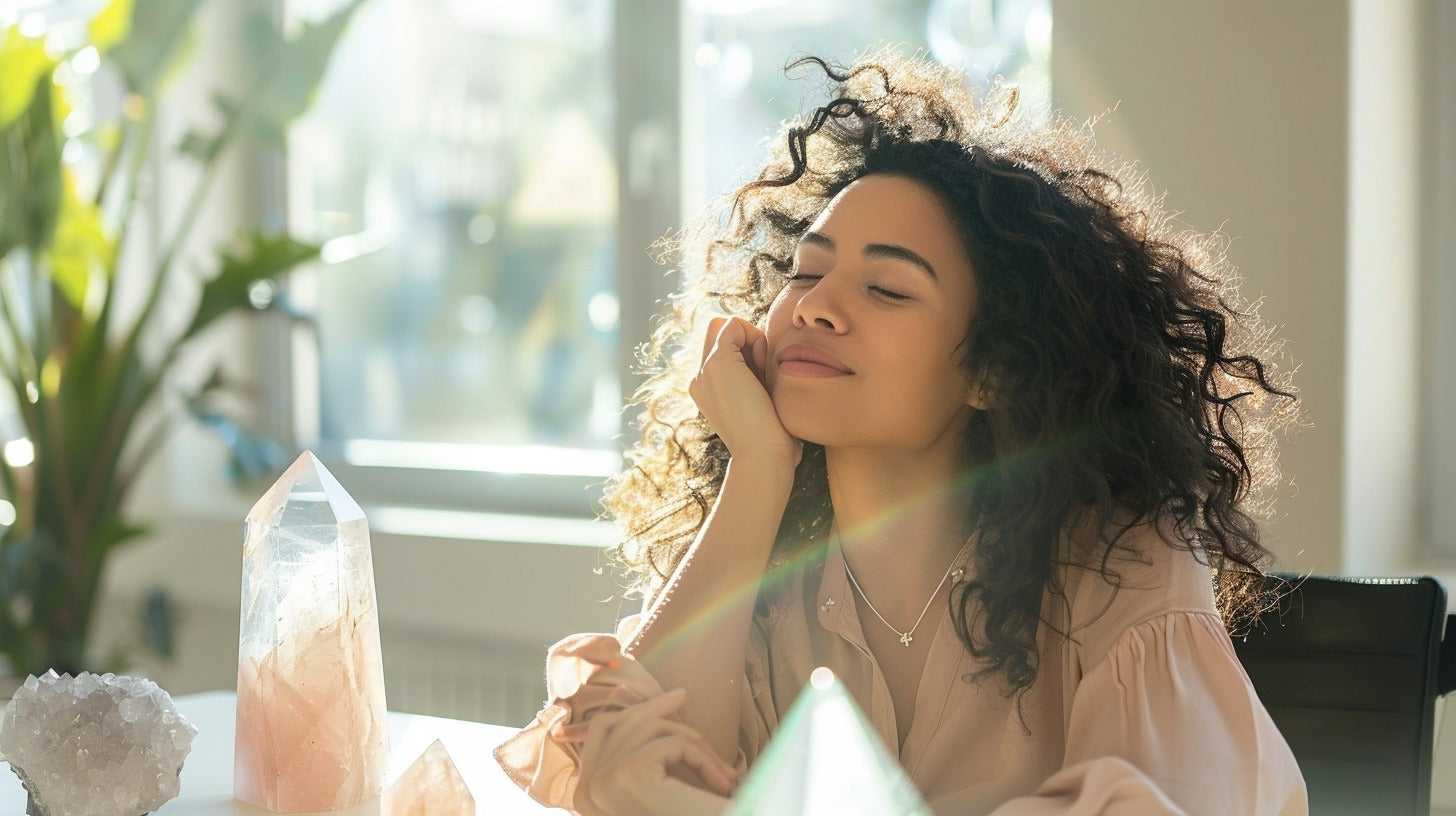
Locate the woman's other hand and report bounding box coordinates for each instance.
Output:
[563,688,739,816]
[690,316,803,471]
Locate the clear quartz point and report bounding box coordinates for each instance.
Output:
[233,451,388,812]
[727,668,931,815]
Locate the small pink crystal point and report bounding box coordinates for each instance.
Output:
[382,740,475,816]
[234,451,388,812]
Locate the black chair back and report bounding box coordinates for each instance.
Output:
[1230,572,1454,816]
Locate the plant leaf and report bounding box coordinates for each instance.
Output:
[182,0,364,159]
[177,123,221,162]
[182,401,290,487]
[0,70,62,257]
[83,516,150,561]
[251,1,365,140]
[0,530,49,605]
[0,28,53,129]
[139,587,175,660]
[181,232,319,341]
[47,173,116,310]
[63,335,146,525]
[109,0,205,95]
[176,91,236,161]
[89,0,138,55]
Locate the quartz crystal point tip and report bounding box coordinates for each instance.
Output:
[726,667,931,815]
[0,670,196,816]
[382,739,475,816]
[246,450,364,527]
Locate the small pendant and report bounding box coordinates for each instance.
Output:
[899,631,914,647]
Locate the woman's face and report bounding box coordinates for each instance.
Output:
[765,173,984,453]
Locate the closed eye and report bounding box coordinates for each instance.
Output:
[786,272,910,301]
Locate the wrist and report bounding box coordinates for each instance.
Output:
[724,454,798,495]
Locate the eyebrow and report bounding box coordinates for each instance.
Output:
[797,231,939,282]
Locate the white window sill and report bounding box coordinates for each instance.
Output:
[155,426,613,550]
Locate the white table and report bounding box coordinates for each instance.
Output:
[0,691,567,815]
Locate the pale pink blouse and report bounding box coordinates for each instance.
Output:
[495,523,1308,815]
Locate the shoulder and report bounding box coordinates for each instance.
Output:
[1056,512,1220,666]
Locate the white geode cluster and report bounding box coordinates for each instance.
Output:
[0,670,197,816]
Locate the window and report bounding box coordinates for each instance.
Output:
[684,0,1051,213]
[279,0,1051,526]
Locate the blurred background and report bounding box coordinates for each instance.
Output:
[0,0,1452,802]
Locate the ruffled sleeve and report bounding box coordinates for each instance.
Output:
[492,613,767,812]
[492,614,666,810]
[975,610,1307,816]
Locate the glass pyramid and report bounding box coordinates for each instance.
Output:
[726,668,931,815]
[382,739,475,815]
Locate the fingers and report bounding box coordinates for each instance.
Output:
[576,689,692,787]
[611,717,739,795]
[702,316,726,366]
[634,727,740,796]
[605,682,647,710]
[700,316,765,371]
[573,689,743,812]
[689,314,796,464]
[579,730,737,815]
[747,329,769,385]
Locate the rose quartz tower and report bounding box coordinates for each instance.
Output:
[234,451,388,812]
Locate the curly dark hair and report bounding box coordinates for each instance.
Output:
[599,48,1301,707]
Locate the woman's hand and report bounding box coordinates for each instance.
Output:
[689,316,803,471]
[563,688,739,816]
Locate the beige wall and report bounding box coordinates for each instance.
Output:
[1052,0,1454,584]
[1051,0,1349,575]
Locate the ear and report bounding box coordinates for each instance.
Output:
[962,371,996,411]
[964,387,993,412]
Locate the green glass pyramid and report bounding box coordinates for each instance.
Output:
[726,668,931,815]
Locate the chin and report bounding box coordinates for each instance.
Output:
[773,401,848,447]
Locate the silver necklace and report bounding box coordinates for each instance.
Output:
[838,534,964,647]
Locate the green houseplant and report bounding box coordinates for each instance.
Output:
[0,0,364,678]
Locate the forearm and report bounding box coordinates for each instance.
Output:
[623,456,793,764]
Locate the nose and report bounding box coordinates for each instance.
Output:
[791,272,849,332]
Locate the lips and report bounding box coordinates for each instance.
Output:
[776,343,854,374]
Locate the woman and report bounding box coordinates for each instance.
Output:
[495,50,1307,815]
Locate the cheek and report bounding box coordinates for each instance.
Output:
[763,293,796,350]
[763,294,793,390]
[886,343,973,410]
[765,288,792,327]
